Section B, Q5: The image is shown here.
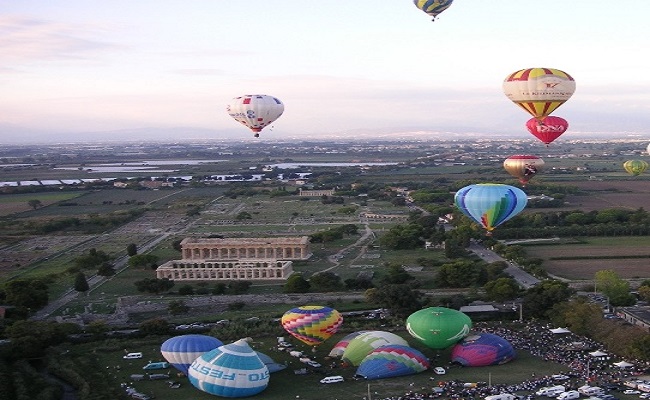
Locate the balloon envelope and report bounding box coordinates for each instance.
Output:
[161,334,223,374]
[342,331,409,366]
[623,160,648,176]
[454,184,528,234]
[281,305,343,346]
[188,339,269,398]
[503,155,545,185]
[503,68,575,120]
[406,307,472,349]
[356,345,429,380]
[226,94,284,137]
[413,0,453,20]
[451,333,516,367]
[328,331,369,358]
[526,116,569,145]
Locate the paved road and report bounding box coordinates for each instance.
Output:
[467,241,540,289]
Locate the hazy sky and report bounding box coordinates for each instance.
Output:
[1,1,650,143]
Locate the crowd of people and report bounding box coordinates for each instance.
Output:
[368,320,648,400]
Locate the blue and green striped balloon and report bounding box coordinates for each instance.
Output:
[454,184,527,234]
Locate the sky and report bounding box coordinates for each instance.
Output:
[1,0,650,144]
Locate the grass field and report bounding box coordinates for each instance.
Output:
[63,330,570,400]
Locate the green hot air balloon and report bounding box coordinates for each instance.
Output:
[341,331,408,367]
[623,160,648,176]
[406,307,472,350]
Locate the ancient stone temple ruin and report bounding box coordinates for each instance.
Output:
[156,237,311,282]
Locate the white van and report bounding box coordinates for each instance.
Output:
[556,390,579,400]
[536,385,566,397]
[485,394,517,400]
[578,385,604,396]
[320,376,344,384]
[123,352,143,359]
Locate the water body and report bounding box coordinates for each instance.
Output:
[267,162,398,169]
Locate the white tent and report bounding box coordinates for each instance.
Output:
[550,327,571,334]
[613,361,634,368]
[589,350,608,358]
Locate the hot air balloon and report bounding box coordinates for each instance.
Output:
[281,305,343,346]
[328,331,369,358]
[188,338,269,398]
[503,68,575,121]
[406,307,472,350]
[226,94,284,138]
[526,116,569,145]
[623,160,649,176]
[503,155,545,186]
[355,345,430,380]
[161,334,223,375]
[342,331,409,366]
[451,333,516,367]
[413,0,453,21]
[454,184,528,235]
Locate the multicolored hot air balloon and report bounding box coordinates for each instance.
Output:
[503,155,545,186]
[355,345,430,380]
[503,68,575,121]
[526,116,569,145]
[342,331,408,367]
[226,94,284,138]
[454,184,528,235]
[161,334,223,375]
[451,333,516,367]
[328,331,369,358]
[188,339,269,398]
[406,307,472,350]
[623,160,649,176]
[413,0,454,21]
[281,305,343,346]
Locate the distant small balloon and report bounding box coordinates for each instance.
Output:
[623,160,648,176]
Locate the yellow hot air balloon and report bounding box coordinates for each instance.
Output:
[413,0,454,21]
[623,160,648,176]
[503,155,545,186]
[503,68,575,121]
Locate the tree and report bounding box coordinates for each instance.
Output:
[550,298,602,336]
[284,273,310,293]
[379,264,414,285]
[74,272,90,294]
[134,278,174,294]
[4,279,49,313]
[235,211,252,220]
[435,260,485,288]
[126,243,138,256]
[228,280,252,294]
[97,262,115,276]
[168,300,190,315]
[522,280,573,319]
[128,254,159,269]
[178,285,195,295]
[484,277,520,302]
[27,199,42,209]
[309,271,343,292]
[365,284,424,319]
[594,269,636,306]
[140,318,171,335]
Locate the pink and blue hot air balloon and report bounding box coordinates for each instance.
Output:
[451,333,516,367]
[355,344,430,380]
[161,334,223,375]
[454,184,527,235]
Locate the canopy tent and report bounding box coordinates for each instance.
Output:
[550,327,571,334]
[589,350,608,357]
[613,361,634,368]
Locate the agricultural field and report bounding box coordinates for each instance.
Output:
[522,236,650,280]
[551,180,650,211]
[0,191,85,216]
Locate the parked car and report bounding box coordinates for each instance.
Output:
[624,390,641,395]
[123,352,143,359]
[433,367,446,375]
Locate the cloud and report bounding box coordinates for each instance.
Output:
[0,15,120,67]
